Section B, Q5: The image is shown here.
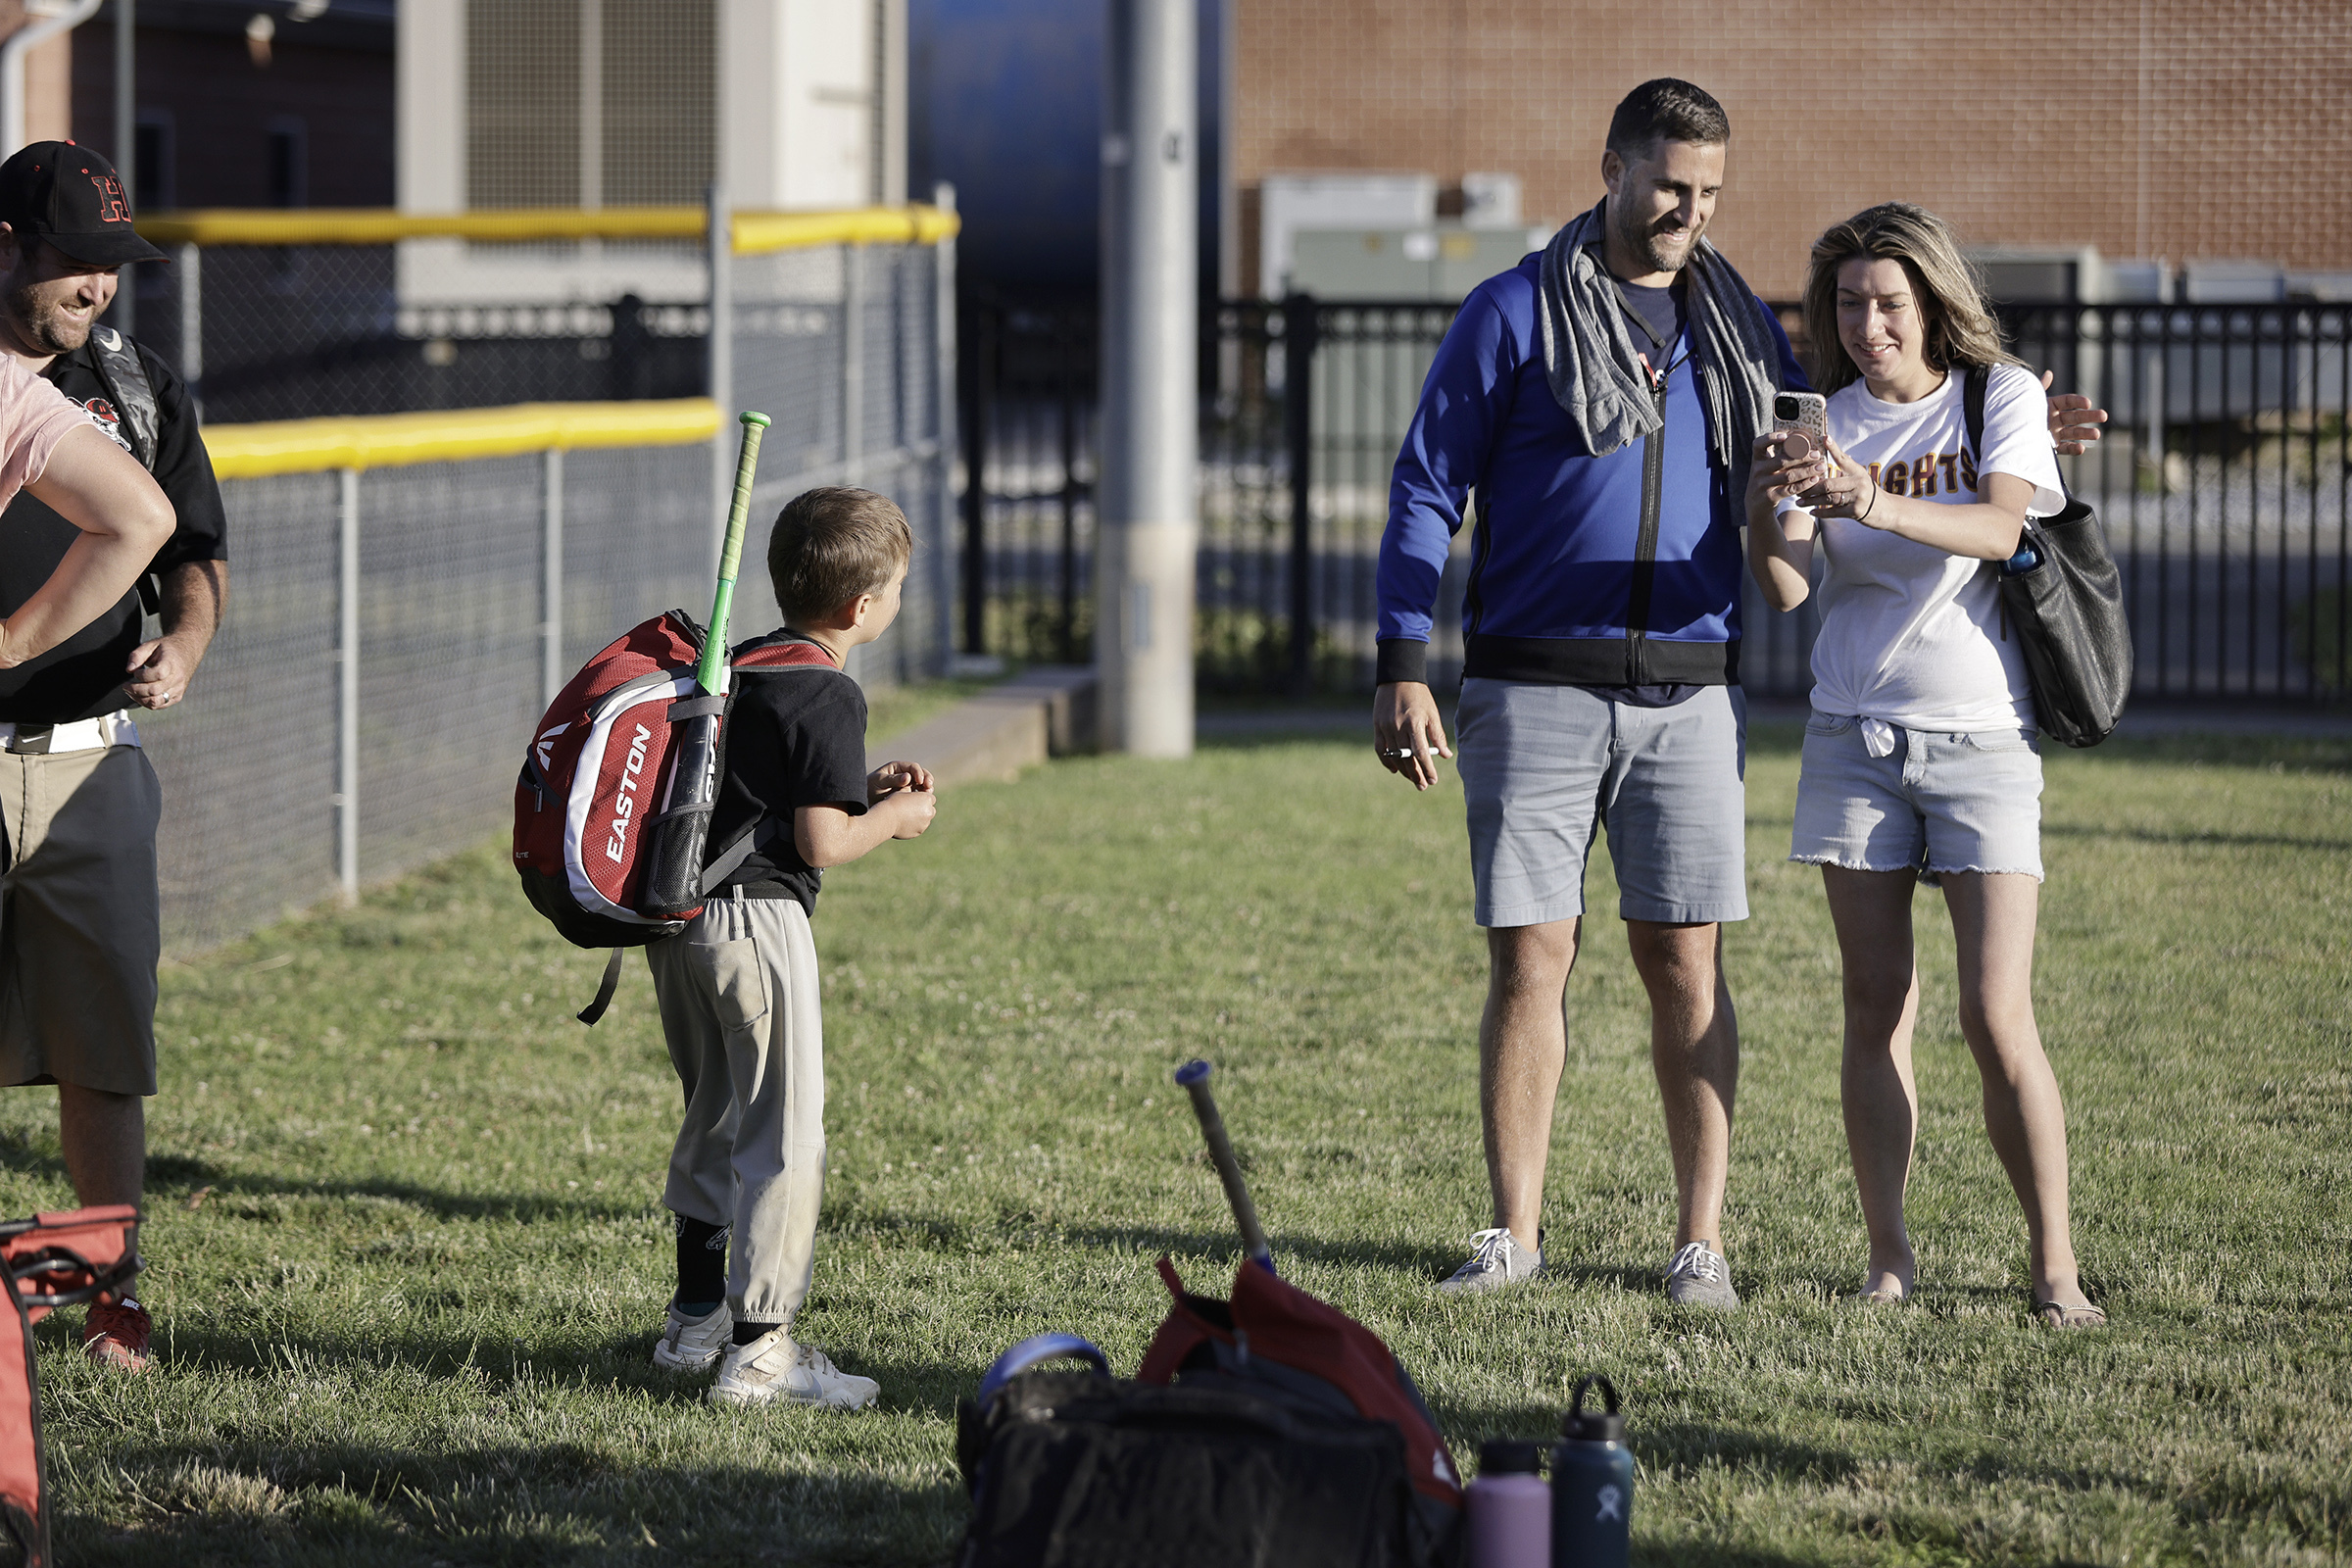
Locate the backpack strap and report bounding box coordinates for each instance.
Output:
[85,326,159,471]
[576,949,627,1026]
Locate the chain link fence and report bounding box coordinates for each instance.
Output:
[128,209,955,955]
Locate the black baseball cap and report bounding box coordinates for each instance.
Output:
[0,142,168,267]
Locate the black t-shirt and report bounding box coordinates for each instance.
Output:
[0,337,228,723]
[710,628,869,915]
[1591,276,1698,709]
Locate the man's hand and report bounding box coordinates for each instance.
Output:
[122,632,201,710]
[868,759,933,802]
[2042,369,2109,456]
[1373,681,1451,792]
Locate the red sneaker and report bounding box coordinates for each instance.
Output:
[82,1297,153,1372]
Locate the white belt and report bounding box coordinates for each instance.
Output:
[0,710,141,755]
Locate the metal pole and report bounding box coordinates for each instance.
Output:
[959,297,988,655]
[933,181,958,676]
[1097,0,1197,757]
[175,240,200,414]
[336,466,361,902]
[114,0,134,337]
[706,181,731,577]
[542,447,564,711]
[1282,291,1317,695]
[843,241,865,485]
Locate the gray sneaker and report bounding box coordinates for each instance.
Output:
[652,1301,733,1375]
[1664,1242,1740,1308]
[708,1331,881,1410]
[1438,1228,1543,1294]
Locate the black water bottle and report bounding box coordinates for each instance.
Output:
[1551,1374,1633,1568]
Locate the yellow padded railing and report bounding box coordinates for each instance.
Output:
[134,204,957,254]
[204,399,722,480]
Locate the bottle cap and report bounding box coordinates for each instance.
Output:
[1564,1373,1626,1443]
[1477,1439,1544,1475]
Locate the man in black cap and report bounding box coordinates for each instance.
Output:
[0,142,227,1371]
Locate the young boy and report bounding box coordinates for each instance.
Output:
[647,486,936,1409]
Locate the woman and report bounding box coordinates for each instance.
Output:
[0,350,174,668]
[1745,203,2102,1327]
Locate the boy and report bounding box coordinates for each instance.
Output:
[647,486,936,1408]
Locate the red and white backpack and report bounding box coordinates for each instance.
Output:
[513,610,835,1019]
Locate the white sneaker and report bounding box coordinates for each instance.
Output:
[707,1330,880,1410]
[1665,1242,1740,1308]
[652,1301,734,1374]
[1438,1228,1543,1294]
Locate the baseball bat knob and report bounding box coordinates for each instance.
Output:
[741,410,772,429]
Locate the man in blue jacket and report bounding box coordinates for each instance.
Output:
[1375,79,2094,1305]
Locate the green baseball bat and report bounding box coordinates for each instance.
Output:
[639,410,770,919]
[696,410,772,695]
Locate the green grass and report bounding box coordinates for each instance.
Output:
[4,722,2349,1565]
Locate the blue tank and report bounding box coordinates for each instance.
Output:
[909,0,1222,300]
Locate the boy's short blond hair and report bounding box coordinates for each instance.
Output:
[766,487,913,621]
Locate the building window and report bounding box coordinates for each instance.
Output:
[267,117,309,209]
[132,111,173,213]
[466,0,713,210]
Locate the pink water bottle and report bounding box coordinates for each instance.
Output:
[1467,1440,1551,1568]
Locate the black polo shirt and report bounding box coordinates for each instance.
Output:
[0,336,227,723]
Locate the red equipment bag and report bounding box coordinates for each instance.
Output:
[1139,1255,1464,1563]
[0,1205,141,1568]
[513,610,835,1021]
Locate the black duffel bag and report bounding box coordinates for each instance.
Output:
[955,1335,1431,1568]
[1967,367,2133,746]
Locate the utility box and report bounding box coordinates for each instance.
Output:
[1290,225,1547,302]
[1258,173,1438,298]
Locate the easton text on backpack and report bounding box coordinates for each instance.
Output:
[513,609,834,1022]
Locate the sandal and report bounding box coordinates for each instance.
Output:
[2033,1298,2107,1329]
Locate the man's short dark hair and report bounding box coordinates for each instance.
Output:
[1605,78,1730,159]
[767,486,912,621]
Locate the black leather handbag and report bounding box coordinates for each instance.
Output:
[1966,368,2133,747]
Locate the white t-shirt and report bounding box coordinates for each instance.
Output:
[1799,363,2064,733]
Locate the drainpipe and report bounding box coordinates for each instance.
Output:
[2,0,104,157]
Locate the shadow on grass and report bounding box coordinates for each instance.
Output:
[135,1154,649,1227]
[2043,821,2352,853]
[47,1439,957,1568]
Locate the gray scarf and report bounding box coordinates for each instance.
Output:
[1535,201,1785,491]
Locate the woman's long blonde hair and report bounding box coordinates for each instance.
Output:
[1801,202,2020,394]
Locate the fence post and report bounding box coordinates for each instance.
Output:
[842,242,865,486]
[177,242,201,415]
[1282,292,1318,696]
[542,447,564,711]
[336,466,361,902]
[706,181,732,576]
[933,182,958,676]
[958,297,989,655]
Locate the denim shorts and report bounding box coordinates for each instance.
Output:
[1456,680,1748,927]
[1789,712,2043,886]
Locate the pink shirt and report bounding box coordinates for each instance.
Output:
[0,353,98,507]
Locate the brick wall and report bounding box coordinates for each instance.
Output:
[1232,0,2352,298]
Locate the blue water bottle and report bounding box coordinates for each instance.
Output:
[1551,1375,1633,1568]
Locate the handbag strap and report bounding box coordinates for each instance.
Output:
[1964,362,2073,507]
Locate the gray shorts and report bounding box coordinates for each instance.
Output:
[1455,680,1748,928]
[1789,712,2043,885]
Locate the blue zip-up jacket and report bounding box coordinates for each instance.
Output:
[1375,252,1808,687]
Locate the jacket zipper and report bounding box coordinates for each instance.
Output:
[1625,372,1668,684]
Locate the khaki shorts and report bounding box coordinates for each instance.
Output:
[0,744,162,1096]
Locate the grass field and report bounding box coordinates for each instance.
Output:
[3,717,2348,1566]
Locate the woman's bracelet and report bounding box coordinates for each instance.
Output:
[1855,480,1879,524]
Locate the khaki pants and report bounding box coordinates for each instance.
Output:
[644,891,827,1328]
[0,744,162,1096]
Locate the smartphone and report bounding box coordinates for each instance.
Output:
[1772,391,1829,462]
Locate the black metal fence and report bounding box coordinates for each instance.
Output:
[958,295,2352,702]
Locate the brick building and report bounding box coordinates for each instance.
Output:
[1230,0,2352,300]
